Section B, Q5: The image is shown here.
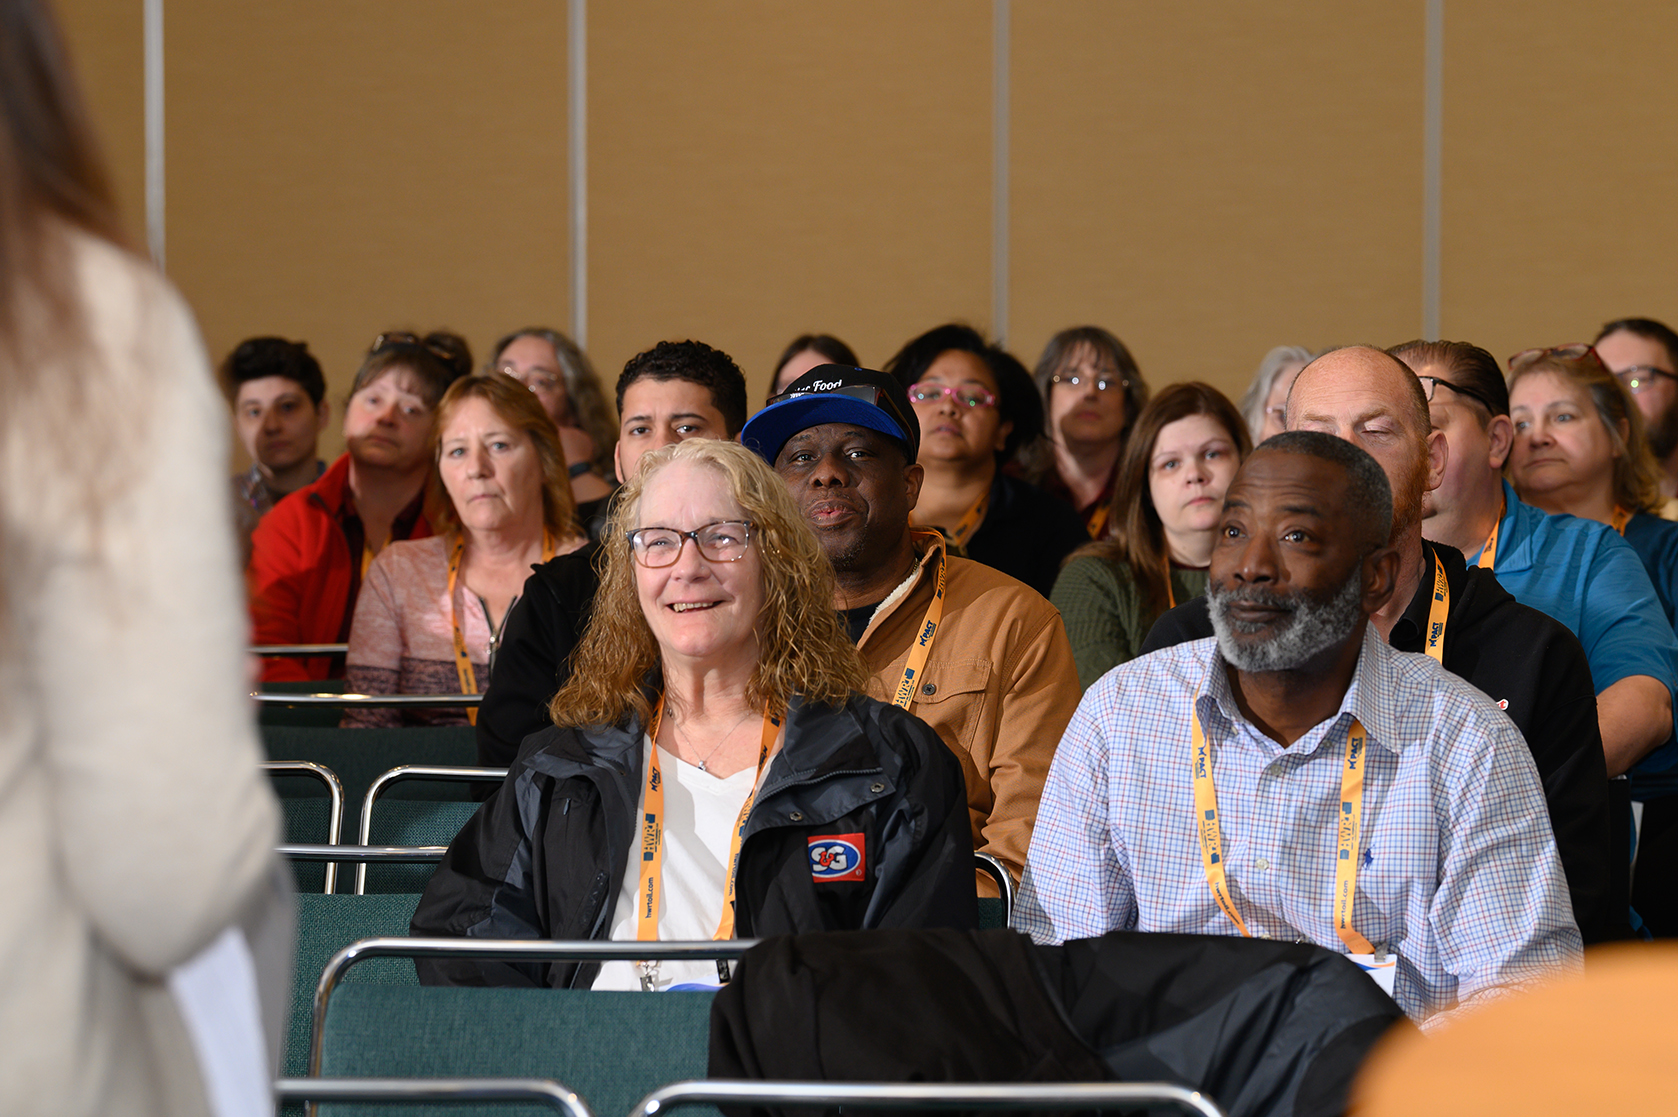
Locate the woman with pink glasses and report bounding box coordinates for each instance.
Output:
[884,324,1087,597]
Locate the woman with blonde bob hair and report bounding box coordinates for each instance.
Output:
[1507,344,1678,627]
[412,438,976,990]
[344,373,589,726]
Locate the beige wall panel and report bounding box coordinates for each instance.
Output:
[1011,3,1424,403]
[55,0,146,244]
[166,0,570,461]
[589,1,992,404]
[1443,2,1678,359]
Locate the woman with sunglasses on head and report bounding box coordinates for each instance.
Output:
[343,374,589,727]
[885,324,1088,598]
[1050,383,1251,690]
[1507,345,1678,628]
[248,330,471,681]
[487,327,620,538]
[1017,326,1151,538]
[411,439,975,989]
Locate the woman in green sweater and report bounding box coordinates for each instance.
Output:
[1051,382,1250,689]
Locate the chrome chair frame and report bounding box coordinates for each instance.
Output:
[276,1075,592,1117]
[310,937,758,1077]
[632,1080,1226,1117]
[354,765,507,894]
[263,761,346,893]
[973,851,1015,922]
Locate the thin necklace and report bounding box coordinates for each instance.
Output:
[669,707,755,772]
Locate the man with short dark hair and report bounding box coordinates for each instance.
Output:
[741,366,1082,892]
[1596,317,1678,518]
[1141,346,1619,941]
[220,336,330,539]
[1019,433,1581,1028]
[476,340,751,769]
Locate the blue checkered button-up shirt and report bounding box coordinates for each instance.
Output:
[1013,627,1583,1023]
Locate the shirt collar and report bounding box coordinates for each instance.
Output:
[1196,625,1406,759]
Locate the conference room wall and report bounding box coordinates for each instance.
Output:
[1441,1,1678,362]
[51,1,1678,465]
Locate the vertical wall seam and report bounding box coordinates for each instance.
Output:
[1423,0,1444,339]
[144,0,165,268]
[992,0,1010,342]
[569,0,588,349]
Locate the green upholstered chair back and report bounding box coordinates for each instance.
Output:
[286,893,423,1082]
[316,985,719,1117]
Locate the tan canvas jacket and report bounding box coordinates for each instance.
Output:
[858,533,1081,891]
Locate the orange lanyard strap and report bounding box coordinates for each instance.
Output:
[947,489,989,550]
[447,532,556,725]
[637,696,783,949]
[1164,557,1177,611]
[1423,552,1449,665]
[1613,506,1632,536]
[1086,504,1111,540]
[891,535,948,710]
[1192,706,1375,954]
[1478,497,1507,571]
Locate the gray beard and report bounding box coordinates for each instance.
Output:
[1207,567,1365,673]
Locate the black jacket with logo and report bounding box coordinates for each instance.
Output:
[1140,540,1615,943]
[413,690,978,987]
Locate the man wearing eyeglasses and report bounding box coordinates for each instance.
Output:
[1595,318,1678,521]
[1141,345,1626,942]
[741,366,1082,895]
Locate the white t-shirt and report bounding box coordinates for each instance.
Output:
[593,738,757,991]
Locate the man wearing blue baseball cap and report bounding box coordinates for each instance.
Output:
[743,366,1081,894]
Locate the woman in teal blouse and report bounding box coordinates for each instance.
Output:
[1051,383,1250,689]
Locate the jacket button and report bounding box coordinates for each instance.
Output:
[788,811,803,822]
[870,782,884,793]
[921,682,937,696]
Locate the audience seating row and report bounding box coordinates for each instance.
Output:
[286,935,1222,1117]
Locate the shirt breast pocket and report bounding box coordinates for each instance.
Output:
[907,658,993,764]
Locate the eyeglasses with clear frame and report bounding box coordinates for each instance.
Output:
[1506,343,1597,370]
[906,382,997,409]
[1614,366,1678,395]
[1049,372,1130,394]
[627,520,754,567]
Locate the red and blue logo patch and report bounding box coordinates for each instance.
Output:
[807,833,866,882]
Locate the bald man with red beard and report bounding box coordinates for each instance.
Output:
[1141,346,1619,943]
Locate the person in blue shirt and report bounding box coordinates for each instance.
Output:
[1391,339,1678,783]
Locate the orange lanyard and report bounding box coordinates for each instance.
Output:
[447,532,555,724]
[1086,504,1111,540]
[1192,706,1375,954]
[890,533,948,710]
[1477,497,1507,571]
[637,697,783,967]
[1164,557,1177,611]
[947,489,989,550]
[1423,553,1449,665]
[1613,506,1632,536]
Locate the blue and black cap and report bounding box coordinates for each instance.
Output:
[741,364,920,464]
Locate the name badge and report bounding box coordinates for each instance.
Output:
[1347,951,1398,997]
